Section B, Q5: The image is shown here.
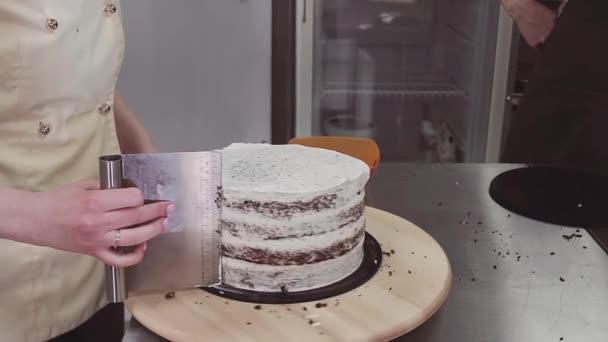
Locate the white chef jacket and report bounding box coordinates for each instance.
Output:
[0,1,124,341]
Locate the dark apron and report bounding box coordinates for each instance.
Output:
[502,0,608,172]
[48,303,124,342]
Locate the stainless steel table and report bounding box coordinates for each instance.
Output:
[123,163,608,342]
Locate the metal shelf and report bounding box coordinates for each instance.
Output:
[322,77,466,99]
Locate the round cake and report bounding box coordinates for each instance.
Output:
[219,143,370,292]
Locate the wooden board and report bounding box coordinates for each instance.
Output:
[125,207,452,341]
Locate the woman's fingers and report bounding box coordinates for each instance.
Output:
[102,201,172,232]
[97,243,147,268]
[89,187,145,212]
[104,217,166,247]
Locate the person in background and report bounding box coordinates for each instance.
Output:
[499,0,608,170]
[500,0,569,48]
[0,2,173,341]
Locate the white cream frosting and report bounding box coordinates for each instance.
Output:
[221,143,369,202]
[219,143,370,292]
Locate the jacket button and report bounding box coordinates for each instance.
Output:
[46,18,59,31]
[99,103,112,115]
[39,122,51,135]
[104,4,117,15]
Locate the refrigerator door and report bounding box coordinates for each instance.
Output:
[295,0,511,162]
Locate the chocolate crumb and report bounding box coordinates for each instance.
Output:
[389,287,392,291]
[560,277,565,282]
[408,270,412,274]
[508,214,511,218]
[246,322,252,325]
[315,303,327,308]
[576,229,580,233]
[411,251,415,255]
[390,249,396,254]
[559,338,564,341]
[389,271,393,277]
[164,292,175,299]
[308,319,315,325]
[303,306,308,311]
[550,252,555,256]
[473,239,478,243]
[583,246,587,249]
[493,265,497,270]
[471,278,476,282]
[532,271,536,274]
[562,233,582,241]
[382,251,391,257]
[424,256,428,259]
[280,285,289,293]
[437,202,443,206]
[254,305,262,310]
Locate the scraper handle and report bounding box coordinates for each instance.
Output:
[99,155,128,303]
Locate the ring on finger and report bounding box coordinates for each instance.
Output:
[114,229,121,249]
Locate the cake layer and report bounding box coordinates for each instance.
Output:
[222,215,365,265]
[223,184,365,220]
[221,143,369,205]
[221,238,365,292]
[222,200,365,240]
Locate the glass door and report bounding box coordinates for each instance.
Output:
[295,0,512,162]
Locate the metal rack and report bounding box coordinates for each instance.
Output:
[322,78,466,99]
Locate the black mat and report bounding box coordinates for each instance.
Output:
[201,233,382,304]
[489,165,608,253]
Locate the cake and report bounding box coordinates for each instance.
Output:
[219,143,370,292]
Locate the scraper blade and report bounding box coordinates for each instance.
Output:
[99,151,222,302]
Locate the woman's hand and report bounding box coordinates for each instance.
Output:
[2,180,174,268]
[499,0,557,48]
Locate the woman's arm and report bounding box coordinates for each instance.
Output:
[500,0,557,48]
[113,90,159,153]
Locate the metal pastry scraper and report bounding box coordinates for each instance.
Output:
[99,151,223,303]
